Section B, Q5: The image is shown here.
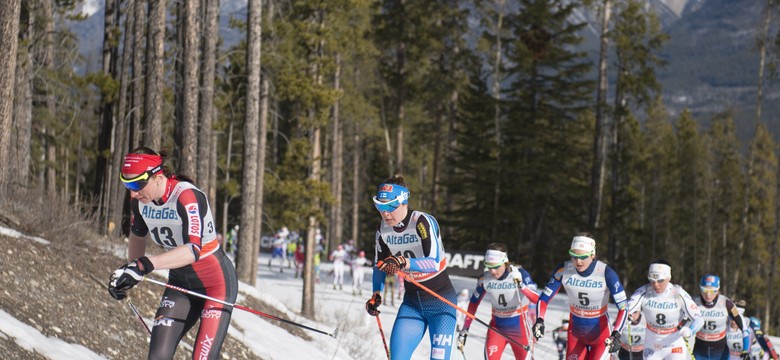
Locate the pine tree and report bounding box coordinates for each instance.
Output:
[503,0,595,271]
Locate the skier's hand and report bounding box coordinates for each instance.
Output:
[378,255,407,276]
[604,330,621,353]
[740,351,750,359]
[366,293,382,316]
[457,328,468,350]
[108,257,153,300]
[679,326,692,339]
[532,318,545,340]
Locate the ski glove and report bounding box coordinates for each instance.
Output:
[679,326,692,339]
[366,293,382,316]
[740,351,750,359]
[457,328,469,350]
[532,318,545,340]
[604,330,621,353]
[108,256,154,300]
[378,255,407,276]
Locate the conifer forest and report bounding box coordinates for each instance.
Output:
[1,0,780,331]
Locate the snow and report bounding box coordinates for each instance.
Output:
[1,226,777,359]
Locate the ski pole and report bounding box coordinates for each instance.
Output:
[88,273,151,336]
[375,315,390,359]
[143,276,338,338]
[127,299,152,336]
[389,266,530,351]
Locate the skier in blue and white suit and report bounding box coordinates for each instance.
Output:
[365,175,457,360]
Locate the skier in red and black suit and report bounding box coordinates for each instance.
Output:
[108,147,238,360]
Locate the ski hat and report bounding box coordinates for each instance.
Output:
[570,236,596,254]
[700,274,720,289]
[648,263,672,281]
[484,249,508,268]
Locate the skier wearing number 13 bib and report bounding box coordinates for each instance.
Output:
[107,147,238,360]
[532,234,629,360]
[365,175,457,360]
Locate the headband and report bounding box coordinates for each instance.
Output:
[484,250,508,266]
[376,183,409,204]
[648,263,671,280]
[122,154,163,175]
[570,236,596,253]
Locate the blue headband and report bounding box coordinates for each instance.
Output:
[377,183,409,204]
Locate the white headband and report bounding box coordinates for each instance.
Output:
[570,236,596,253]
[648,263,671,280]
[484,250,508,265]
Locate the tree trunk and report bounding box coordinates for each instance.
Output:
[144,0,166,149]
[588,0,612,230]
[251,74,270,276]
[352,121,360,243]
[110,0,137,237]
[180,0,201,180]
[199,0,219,201]
[96,0,120,231]
[303,19,326,318]
[330,54,343,246]
[0,0,20,189]
[42,0,56,196]
[12,2,31,183]
[131,0,145,149]
[236,0,262,285]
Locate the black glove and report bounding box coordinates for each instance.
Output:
[378,255,407,276]
[740,351,750,359]
[605,330,621,353]
[457,328,469,350]
[108,256,153,300]
[532,318,545,340]
[366,293,382,316]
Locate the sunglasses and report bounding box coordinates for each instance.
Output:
[648,277,666,283]
[120,165,162,191]
[485,262,503,269]
[568,249,593,260]
[372,194,407,213]
[700,287,718,296]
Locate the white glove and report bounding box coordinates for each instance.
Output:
[679,326,692,338]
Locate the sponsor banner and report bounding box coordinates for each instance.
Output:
[444,250,486,277]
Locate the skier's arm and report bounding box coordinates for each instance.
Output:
[405,214,445,273]
[516,268,540,303]
[371,229,391,292]
[605,266,628,333]
[678,287,704,335]
[726,299,751,352]
[463,276,486,330]
[537,264,565,319]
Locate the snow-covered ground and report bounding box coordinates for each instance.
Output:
[1,226,777,359]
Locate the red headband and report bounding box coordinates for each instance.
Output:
[122,154,162,175]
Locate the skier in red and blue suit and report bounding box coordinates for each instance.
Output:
[532,234,628,360]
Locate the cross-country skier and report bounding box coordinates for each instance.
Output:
[107,147,237,360]
[694,273,751,359]
[330,244,348,290]
[532,234,628,360]
[617,312,646,360]
[626,260,703,360]
[458,242,539,360]
[747,316,779,360]
[365,175,457,360]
